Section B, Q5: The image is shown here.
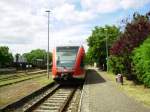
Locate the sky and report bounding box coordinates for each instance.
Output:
[0,0,150,55]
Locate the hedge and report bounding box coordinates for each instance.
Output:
[108,56,125,75]
[132,37,150,87]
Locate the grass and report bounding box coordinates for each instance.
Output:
[0,74,28,81]
[100,71,150,107]
[0,74,53,107]
[0,73,46,87]
[34,75,53,85]
[0,70,46,80]
[0,73,20,80]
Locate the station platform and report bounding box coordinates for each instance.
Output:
[80,69,150,112]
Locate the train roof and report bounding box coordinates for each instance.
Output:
[55,45,84,48]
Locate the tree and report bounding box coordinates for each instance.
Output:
[110,12,150,79]
[23,49,52,65]
[110,13,150,56]
[0,46,13,68]
[86,25,121,69]
[132,37,150,87]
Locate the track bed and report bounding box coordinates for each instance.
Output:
[1,82,83,112]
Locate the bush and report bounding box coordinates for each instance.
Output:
[110,12,150,78]
[132,37,150,87]
[108,56,125,75]
[0,46,13,68]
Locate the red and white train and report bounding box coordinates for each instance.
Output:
[52,46,85,82]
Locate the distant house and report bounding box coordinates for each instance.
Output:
[13,55,28,69]
[32,59,46,68]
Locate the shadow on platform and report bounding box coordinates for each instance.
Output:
[85,69,106,85]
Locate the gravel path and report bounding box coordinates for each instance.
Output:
[80,69,150,112]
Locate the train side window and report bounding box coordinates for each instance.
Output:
[80,56,84,68]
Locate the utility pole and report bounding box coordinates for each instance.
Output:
[104,28,109,72]
[45,10,50,79]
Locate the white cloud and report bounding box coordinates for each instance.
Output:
[81,0,150,13]
[0,0,93,54]
[53,3,94,23]
[0,0,149,54]
[81,0,119,13]
[120,0,150,9]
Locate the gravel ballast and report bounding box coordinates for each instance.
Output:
[80,69,150,112]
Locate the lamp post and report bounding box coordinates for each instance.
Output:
[45,10,50,79]
[104,29,109,72]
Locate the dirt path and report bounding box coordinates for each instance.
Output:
[80,69,150,112]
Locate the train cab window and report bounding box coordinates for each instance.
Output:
[56,46,79,68]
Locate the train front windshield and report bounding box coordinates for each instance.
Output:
[56,46,79,68]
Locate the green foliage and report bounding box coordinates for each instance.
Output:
[110,12,150,79]
[0,46,13,68]
[86,25,121,68]
[111,13,150,56]
[85,48,95,65]
[108,56,125,75]
[132,37,150,87]
[23,49,52,64]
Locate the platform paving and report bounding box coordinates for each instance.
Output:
[80,69,150,112]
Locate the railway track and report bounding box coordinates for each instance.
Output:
[0,82,83,112]
[0,70,46,81]
[0,71,47,87]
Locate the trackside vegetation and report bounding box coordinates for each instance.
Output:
[132,37,150,87]
[23,49,52,64]
[86,11,150,87]
[86,25,121,69]
[109,12,150,87]
[0,48,52,69]
[23,49,52,68]
[0,46,13,68]
[110,12,150,80]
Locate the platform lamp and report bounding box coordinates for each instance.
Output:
[45,10,50,79]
